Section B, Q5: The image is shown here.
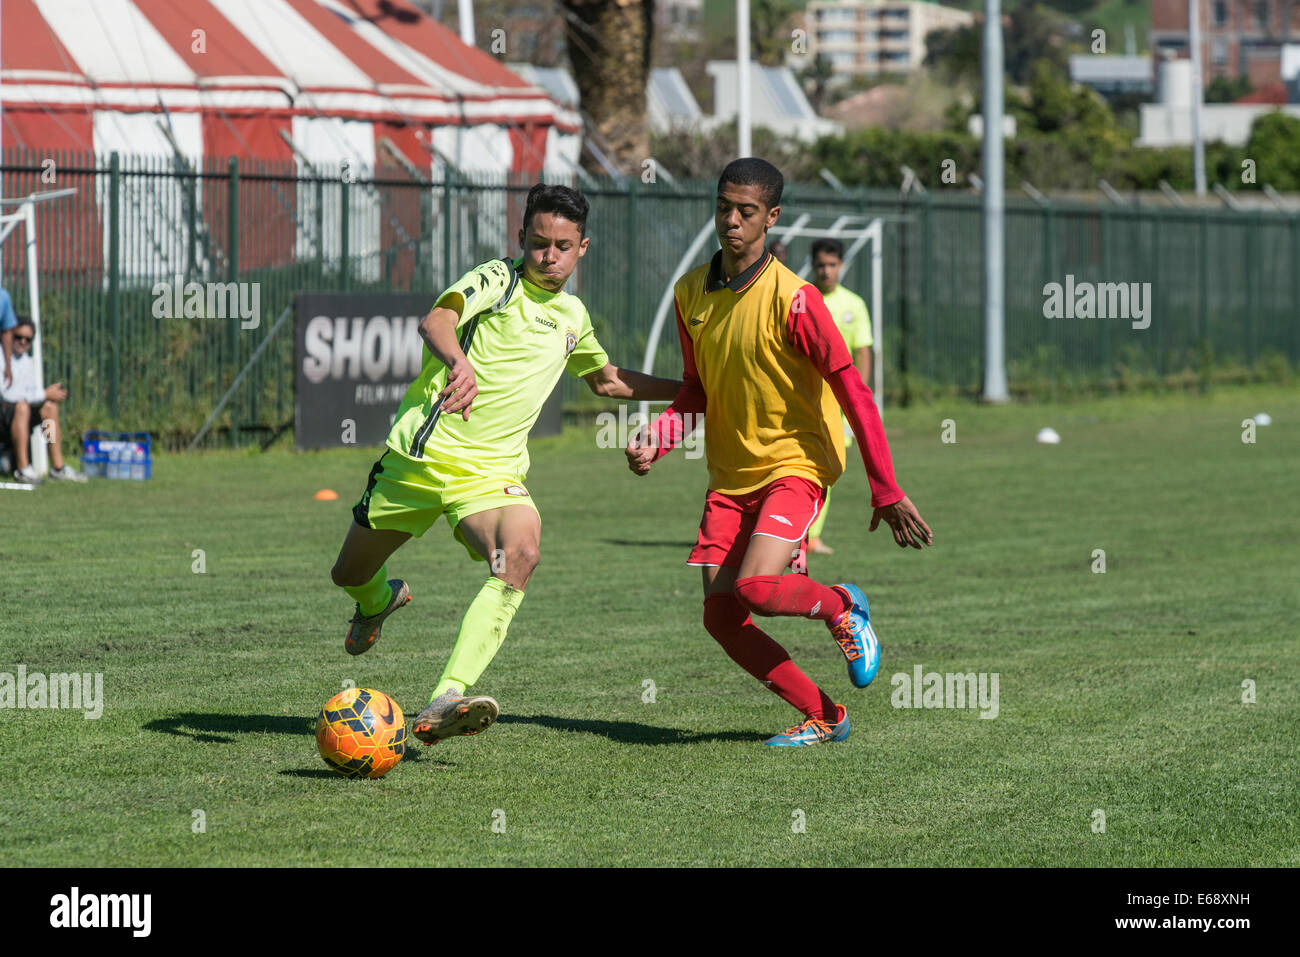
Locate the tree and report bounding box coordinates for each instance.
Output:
[925,5,1068,87]
[1244,112,1300,190]
[1205,75,1253,104]
[750,0,800,66]
[560,0,654,175]
[799,54,835,114]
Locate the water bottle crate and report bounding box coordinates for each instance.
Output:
[82,431,152,480]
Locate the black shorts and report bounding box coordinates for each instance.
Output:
[0,400,41,435]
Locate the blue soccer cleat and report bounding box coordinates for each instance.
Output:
[829,583,881,688]
[764,705,850,747]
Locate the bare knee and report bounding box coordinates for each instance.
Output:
[497,541,540,587]
[331,561,366,588]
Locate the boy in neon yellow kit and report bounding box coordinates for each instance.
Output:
[329,184,679,745]
[806,237,874,557]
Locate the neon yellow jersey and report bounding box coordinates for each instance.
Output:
[822,284,873,350]
[387,257,609,481]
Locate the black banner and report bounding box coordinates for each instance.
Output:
[294,293,432,451]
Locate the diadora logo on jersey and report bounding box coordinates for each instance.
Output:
[533,315,558,330]
[504,485,529,497]
[770,515,793,526]
[564,329,577,357]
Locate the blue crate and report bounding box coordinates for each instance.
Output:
[82,431,152,480]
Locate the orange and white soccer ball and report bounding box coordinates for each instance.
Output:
[315,688,406,779]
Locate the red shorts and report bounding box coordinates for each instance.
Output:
[687,476,825,569]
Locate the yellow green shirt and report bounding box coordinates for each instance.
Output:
[387,257,608,481]
[821,284,873,350]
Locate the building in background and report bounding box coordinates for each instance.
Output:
[706,61,844,140]
[1150,0,1300,90]
[647,67,707,133]
[1069,55,1155,100]
[1139,53,1300,145]
[657,0,704,45]
[806,0,973,76]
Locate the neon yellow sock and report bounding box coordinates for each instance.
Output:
[343,566,392,616]
[431,577,524,701]
[809,487,830,539]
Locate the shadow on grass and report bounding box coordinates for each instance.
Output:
[599,538,696,549]
[281,747,453,778]
[144,713,312,743]
[498,713,757,745]
[279,768,343,779]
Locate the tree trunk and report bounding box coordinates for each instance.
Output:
[560,0,653,175]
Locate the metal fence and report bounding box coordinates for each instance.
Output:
[1,149,1295,449]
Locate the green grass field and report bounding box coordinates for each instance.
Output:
[3,384,1297,866]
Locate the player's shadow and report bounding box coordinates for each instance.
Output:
[143,713,312,744]
[599,538,696,549]
[498,713,757,746]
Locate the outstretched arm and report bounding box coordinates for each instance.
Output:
[626,304,706,475]
[584,364,680,401]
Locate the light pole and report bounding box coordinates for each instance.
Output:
[737,0,751,157]
[981,0,1008,403]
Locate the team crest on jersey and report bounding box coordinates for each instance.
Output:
[504,485,530,497]
[564,329,577,357]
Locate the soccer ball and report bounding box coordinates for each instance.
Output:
[315,688,406,779]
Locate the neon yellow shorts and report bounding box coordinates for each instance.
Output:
[351,450,538,561]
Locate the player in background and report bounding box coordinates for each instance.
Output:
[805,237,873,556]
[331,184,680,745]
[626,158,932,747]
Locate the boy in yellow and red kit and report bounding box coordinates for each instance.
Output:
[626,158,933,746]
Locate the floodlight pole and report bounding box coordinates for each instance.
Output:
[1189,0,1207,197]
[737,0,752,157]
[457,0,475,47]
[981,0,1009,402]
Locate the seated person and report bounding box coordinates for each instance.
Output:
[0,317,85,482]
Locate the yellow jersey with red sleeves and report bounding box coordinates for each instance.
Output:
[673,249,848,496]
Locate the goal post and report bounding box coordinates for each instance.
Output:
[638,215,885,424]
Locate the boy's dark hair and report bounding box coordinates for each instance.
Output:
[717,157,783,210]
[523,183,589,237]
[811,238,844,260]
[13,314,35,333]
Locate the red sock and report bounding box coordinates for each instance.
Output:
[734,574,849,622]
[702,593,837,721]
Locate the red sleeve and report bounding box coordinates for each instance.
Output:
[648,299,707,461]
[786,284,853,378]
[788,285,904,508]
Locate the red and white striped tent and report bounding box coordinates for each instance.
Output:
[0,0,581,175]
